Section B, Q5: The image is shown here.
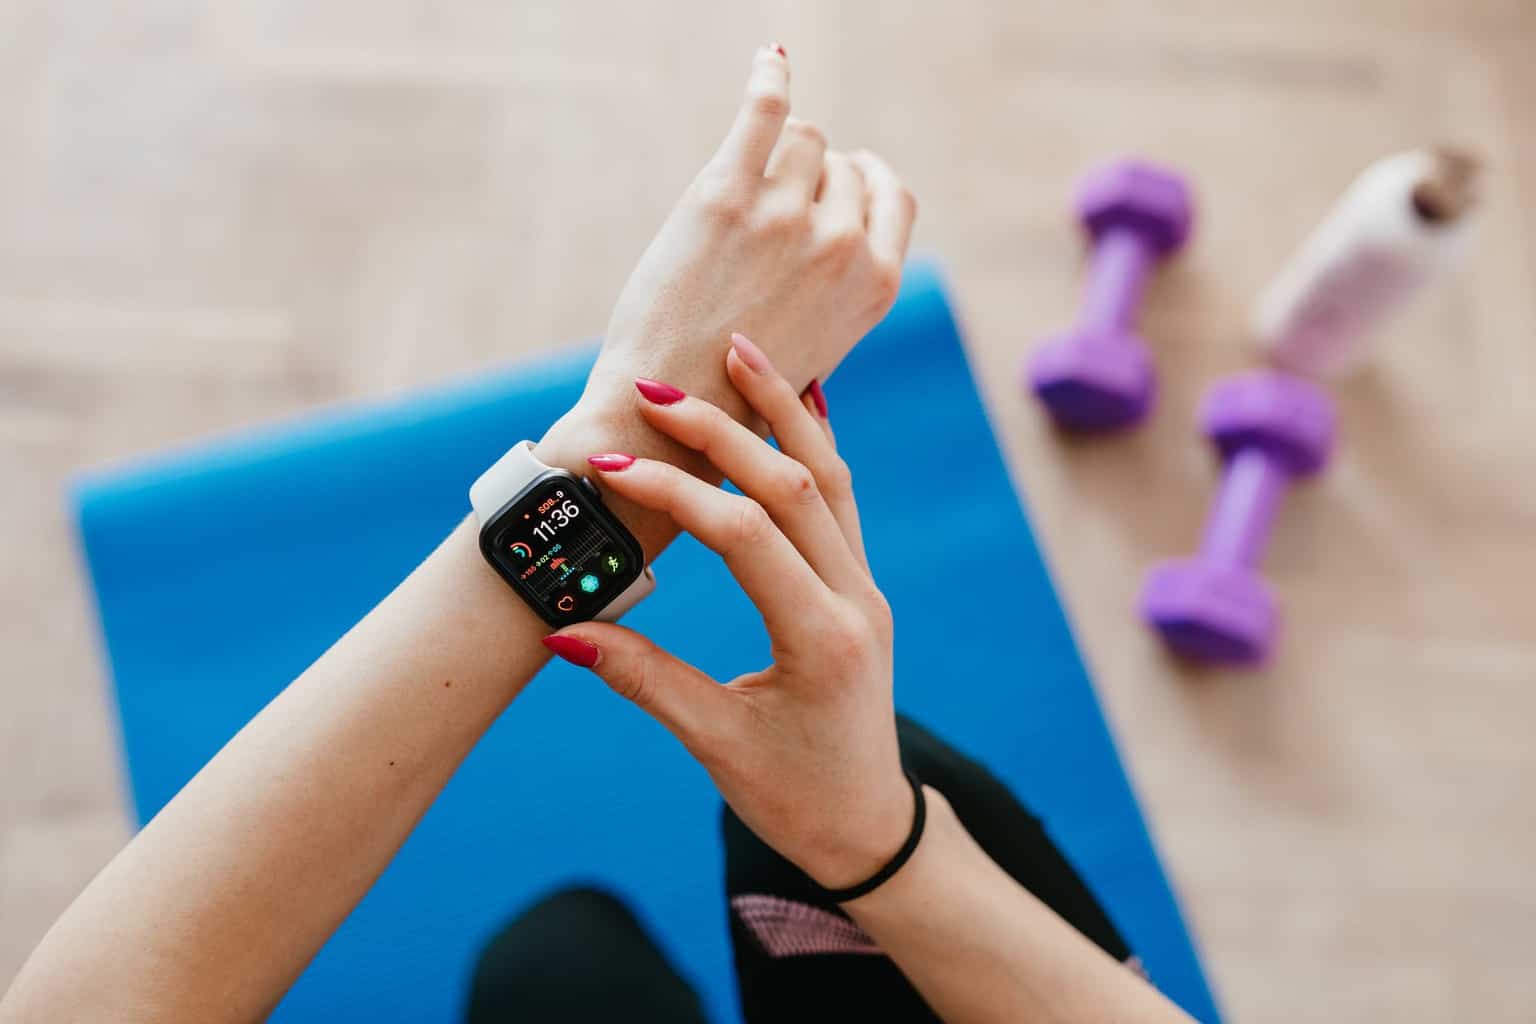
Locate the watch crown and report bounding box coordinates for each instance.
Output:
[579,476,604,503]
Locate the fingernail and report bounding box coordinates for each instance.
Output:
[806,379,829,418]
[587,453,636,472]
[770,42,787,58]
[542,634,601,669]
[730,332,773,374]
[635,378,686,405]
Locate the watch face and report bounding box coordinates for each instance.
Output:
[481,474,644,625]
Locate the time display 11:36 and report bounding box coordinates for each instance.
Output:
[530,495,582,542]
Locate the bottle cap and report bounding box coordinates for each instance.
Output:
[1412,146,1480,223]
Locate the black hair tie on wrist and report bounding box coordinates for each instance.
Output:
[820,771,927,904]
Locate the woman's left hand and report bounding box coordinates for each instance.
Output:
[575,45,916,427]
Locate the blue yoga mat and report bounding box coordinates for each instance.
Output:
[75,261,1220,1023]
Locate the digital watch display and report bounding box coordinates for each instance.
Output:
[477,467,648,626]
[471,440,653,625]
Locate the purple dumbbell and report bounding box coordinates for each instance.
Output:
[1140,370,1336,664]
[1025,160,1195,430]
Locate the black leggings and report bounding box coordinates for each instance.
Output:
[465,716,1134,1023]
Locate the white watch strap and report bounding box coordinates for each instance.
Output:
[470,441,654,622]
[469,441,545,523]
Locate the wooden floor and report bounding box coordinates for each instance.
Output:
[3,2,1533,1019]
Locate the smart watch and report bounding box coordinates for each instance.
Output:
[470,441,654,625]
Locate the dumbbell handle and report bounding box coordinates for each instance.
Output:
[1199,448,1290,569]
[1078,226,1156,332]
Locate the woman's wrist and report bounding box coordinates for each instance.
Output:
[796,773,922,892]
[840,786,973,920]
[586,347,762,428]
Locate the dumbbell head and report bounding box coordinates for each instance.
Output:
[1201,370,1335,475]
[1076,159,1196,255]
[1141,560,1279,664]
[1025,329,1155,430]
[1140,372,1335,664]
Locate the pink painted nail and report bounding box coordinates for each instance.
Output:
[635,378,686,405]
[806,379,829,418]
[543,634,601,668]
[587,453,636,472]
[730,332,773,374]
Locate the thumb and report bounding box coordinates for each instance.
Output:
[542,623,734,749]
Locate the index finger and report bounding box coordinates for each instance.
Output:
[710,45,791,176]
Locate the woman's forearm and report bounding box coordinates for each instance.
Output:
[0,405,692,1023]
[845,790,1195,1024]
[3,521,541,1022]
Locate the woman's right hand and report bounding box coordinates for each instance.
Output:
[543,333,912,890]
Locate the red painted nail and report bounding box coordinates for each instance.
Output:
[635,378,686,405]
[771,42,787,58]
[806,379,829,418]
[587,453,636,472]
[730,332,773,374]
[542,634,601,669]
